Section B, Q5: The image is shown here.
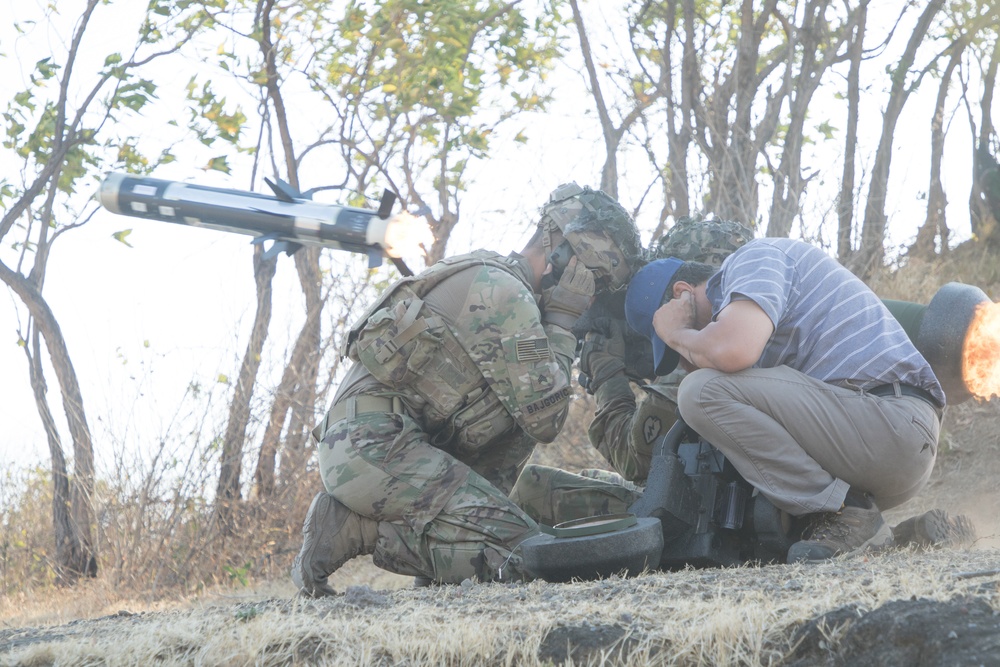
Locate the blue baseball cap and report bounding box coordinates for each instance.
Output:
[625,257,684,376]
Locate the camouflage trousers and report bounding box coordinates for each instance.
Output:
[317,410,539,584]
[509,464,644,527]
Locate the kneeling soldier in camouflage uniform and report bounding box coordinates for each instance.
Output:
[291,184,642,595]
[511,217,753,525]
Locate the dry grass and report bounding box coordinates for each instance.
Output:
[2,549,998,666]
[871,242,1000,302]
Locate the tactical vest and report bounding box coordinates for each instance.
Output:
[343,250,529,454]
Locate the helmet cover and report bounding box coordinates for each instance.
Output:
[538,183,641,291]
[650,215,754,267]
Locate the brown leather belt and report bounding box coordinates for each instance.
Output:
[869,382,943,412]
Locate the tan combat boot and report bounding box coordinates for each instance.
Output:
[291,492,378,597]
[786,489,893,563]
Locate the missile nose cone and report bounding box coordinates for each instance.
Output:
[98,173,127,214]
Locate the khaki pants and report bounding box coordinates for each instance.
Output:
[677,366,939,515]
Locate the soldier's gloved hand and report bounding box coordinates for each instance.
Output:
[579,319,627,393]
[541,256,595,330]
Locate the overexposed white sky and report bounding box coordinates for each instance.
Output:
[0,0,986,474]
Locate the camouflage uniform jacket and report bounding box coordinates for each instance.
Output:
[588,218,753,482]
[587,372,682,482]
[330,250,577,467]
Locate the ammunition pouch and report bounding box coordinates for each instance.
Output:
[432,386,518,456]
[350,292,443,389]
[348,285,517,454]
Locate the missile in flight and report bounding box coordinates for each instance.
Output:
[98,172,430,274]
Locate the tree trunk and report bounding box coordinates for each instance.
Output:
[255,248,324,497]
[672,0,698,220]
[571,0,620,197]
[248,0,326,499]
[25,332,93,583]
[654,0,693,223]
[215,246,276,530]
[837,4,866,262]
[911,40,967,258]
[0,260,96,579]
[701,0,780,225]
[970,34,1000,243]
[572,0,662,198]
[850,0,943,278]
[766,0,852,238]
[281,251,322,476]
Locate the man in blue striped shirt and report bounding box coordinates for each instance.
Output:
[625,238,944,562]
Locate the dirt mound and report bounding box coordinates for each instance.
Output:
[787,596,1000,667]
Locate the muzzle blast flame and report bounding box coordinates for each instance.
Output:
[885,282,992,405]
[963,301,1000,400]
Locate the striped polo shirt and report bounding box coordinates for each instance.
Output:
[705,238,945,406]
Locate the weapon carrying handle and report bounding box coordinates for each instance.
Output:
[654,417,695,457]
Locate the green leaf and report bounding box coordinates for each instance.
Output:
[13,90,33,110]
[158,148,177,165]
[112,230,134,247]
[205,156,231,174]
[34,57,59,80]
[116,143,150,171]
[113,79,158,112]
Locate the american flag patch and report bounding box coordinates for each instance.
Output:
[516,338,549,362]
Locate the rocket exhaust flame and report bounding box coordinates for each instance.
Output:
[367,211,433,259]
[963,301,1000,400]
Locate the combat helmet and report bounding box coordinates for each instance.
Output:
[537,182,642,292]
[650,215,754,267]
